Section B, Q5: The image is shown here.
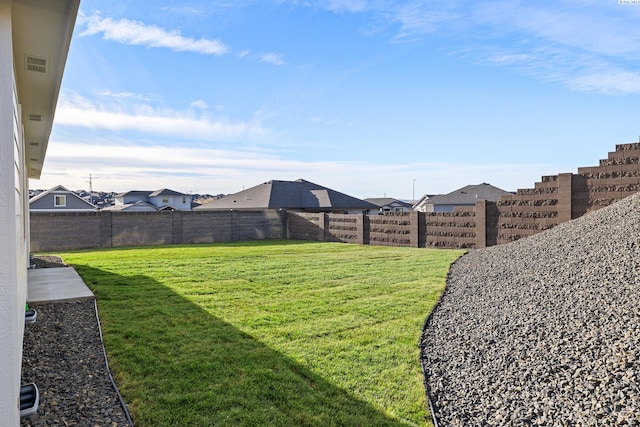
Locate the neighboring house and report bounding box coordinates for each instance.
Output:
[29,185,97,212]
[75,190,115,209]
[417,183,512,213]
[107,188,193,211]
[103,201,161,212]
[412,194,433,212]
[364,198,414,214]
[1,1,79,422]
[195,179,378,214]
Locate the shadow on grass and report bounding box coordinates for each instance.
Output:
[75,264,409,427]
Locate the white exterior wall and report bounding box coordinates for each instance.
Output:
[170,194,191,211]
[0,1,29,423]
[151,194,192,211]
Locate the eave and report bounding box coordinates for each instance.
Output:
[12,0,80,179]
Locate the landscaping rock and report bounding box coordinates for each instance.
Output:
[421,191,640,425]
[21,300,132,426]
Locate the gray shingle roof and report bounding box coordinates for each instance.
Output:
[115,190,151,198]
[426,183,512,205]
[195,179,377,211]
[149,188,186,197]
[116,189,186,198]
[364,198,413,208]
[102,201,159,211]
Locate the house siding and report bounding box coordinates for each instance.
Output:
[0,8,28,421]
[151,194,191,211]
[30,191,96,211]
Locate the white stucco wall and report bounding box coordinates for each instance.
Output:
[0,2,28,423]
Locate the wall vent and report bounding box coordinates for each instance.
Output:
[28,114,42,122]
[29,142,39,147]
[25,55,47,73]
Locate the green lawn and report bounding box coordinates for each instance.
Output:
[58,240,463,426]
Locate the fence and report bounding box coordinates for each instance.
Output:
[30,142,640,252]
[287,212,424,247]
[288,142,640,249]
[30,210,286,252]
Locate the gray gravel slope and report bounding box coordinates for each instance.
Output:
[421,192,640,426]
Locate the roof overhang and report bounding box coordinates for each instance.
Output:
[12,0,80,179]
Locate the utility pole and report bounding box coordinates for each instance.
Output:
[86,174,94,204]
[412,178,416,203]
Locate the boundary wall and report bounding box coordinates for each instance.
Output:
[289,142,640,249]
[30,143,640,251]
[30,210,286,252]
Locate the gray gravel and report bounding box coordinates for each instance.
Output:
[21,300,133,426]
[421,192,640,426]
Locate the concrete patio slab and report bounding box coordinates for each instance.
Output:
[27,267,94,303]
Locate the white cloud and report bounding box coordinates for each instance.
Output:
[568,70,640,94]
[259,53,285,65]
[160,6,208,16]
[390,2,459,40]
[79,12,229,55]
[488,53,535,65]
[32,139,556,198]
[304,0,640,93]
[97,90,151,101]
[323,0,369,13]
[55,94,269,142]
[474,1,640,58]
[190,100,210,109]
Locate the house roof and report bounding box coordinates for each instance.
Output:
[103,201,159,211]
[149,188,187,197]
[115,190,152,198]
[412,194,435,208]
[195,179,378,211]
[12,0,81,178]
[29,184,97,210]
[364,198,414,208]
[426,183,512,206]
[116,189,188,198]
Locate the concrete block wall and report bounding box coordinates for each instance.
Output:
[287,212,424,248]
[31,212,103,251]
[31,210,286,252]
[425,207,476,249]
[111,211,174,247]
[227,210,286,241]
[425,139,640,249]
[493,142,640,245]
[574,142,640,217]
[29,142,640,253]
[326,214,360,243]
[368,212,425,247]
[181,210,233,243]
[286,212,324,241]
[495,174,561,245]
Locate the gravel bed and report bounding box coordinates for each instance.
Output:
[30,256,67,269]
[21,299,133,426]
[421,192,640,426]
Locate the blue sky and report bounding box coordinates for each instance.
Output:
[33,0,640,199]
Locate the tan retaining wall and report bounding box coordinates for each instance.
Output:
[287,142,640,250]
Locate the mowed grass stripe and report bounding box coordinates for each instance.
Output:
[58,240,463,426]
